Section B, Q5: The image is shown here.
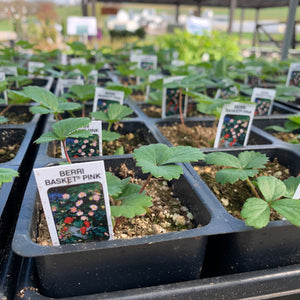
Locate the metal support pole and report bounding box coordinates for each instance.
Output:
[252,8,259,47]
[91,0,96,17]
[81,0,88,16]
[175,3,179,23]
[227,0,237,34]
[239,8,245,44]
[281,0,299,60]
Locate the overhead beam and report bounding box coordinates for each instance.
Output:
[227,0,237,34]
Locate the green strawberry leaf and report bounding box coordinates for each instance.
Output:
[133,144,205,180]
[241,197,270,229]
[284,177,300,198]
[257,176,286,203]
[0,168,19,186]
[271,198,300,226]
[35,131,58,144]
[102,130,120,142]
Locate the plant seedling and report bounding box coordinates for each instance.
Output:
[133,143,205,193]
[35,117,92,163]
[265,115,300,143]
[0,168,19,188]
[23,86,81,121]
[205,151,300,228]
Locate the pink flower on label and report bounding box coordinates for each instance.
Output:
[84,139,89,144]
[90,148,95,153]
[62,193,70,199]
[88,211,94,216]
[52,206,57,212]
[93,194,100,201]
[81,216,88,221]
[70,207,77,213]
[92,141,97,147]
[78,149,82,153]
[90,205,98,211]
[78,192,86,198]
[76,200,83,207]
[77,210,83,216]
[81,145,86,149]
[74,139,79,144]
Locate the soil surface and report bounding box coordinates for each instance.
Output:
[194,159,291,220]
[0,129,24,162]
[273,132,300,143]
[37,163,197,245]
[159,122,264,148]
[141,104,206,118]
[2,110,33,124]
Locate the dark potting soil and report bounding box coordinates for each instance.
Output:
[4,111,33,124]
[194,159,291,221]
[0,129,24,162]
[159,122,266,148]
[36,163,197,245]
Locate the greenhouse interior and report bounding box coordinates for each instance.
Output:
[0,0,300,299]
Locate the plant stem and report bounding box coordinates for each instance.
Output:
[179,87,185,126]
[139,174,152,194]
[107,122,112,131]
[82,101,85,117]
[246,177,260,198]
[62,139,72,164]
[0,103,12,116]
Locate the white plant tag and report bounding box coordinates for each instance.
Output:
[0,66,17,76]
[34,160,114,246]
[69,57,87,66]
[214,102,256,148]
[55,78,84,96]
[286,63,300,88]
[92,87,124,112]
[293,184,300,199]
[245,66,262,85]
[28,61,45,75]
[251,87,276,116]
[162,76,188,118]
[0,72,7,104]
[136,55,157,85]
[61,121,102,159]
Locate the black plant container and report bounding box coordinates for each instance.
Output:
[12,156,218,298]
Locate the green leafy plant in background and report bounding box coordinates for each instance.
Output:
[205,151,300,228]
[0,168,19,188]
[265,115,300,144]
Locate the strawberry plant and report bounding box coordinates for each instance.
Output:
[0,167,19,188]
[35,117,92,164]
[205,151,300,228]
[265,115,300,143]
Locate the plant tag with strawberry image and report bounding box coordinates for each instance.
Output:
[61,121,102,159]
[214,102,256,148]
[136,55,157,84]
[245,66,262,86]
[92,87,124,112]
[34,160,113,246]
[251,87,276,116]
[0,72,7,104]
[55,78,84,96]
[162,76,188,118]
[286,63,300,89]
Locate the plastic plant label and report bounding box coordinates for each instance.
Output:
[245,66,262,85]
[293,184,300,199]
[61,121,102,159]
[55,78,84,96]
[0,66,17,77]
[34,160,114,246]
[146,74,164,102]
[136,55,157,84]
[215,85,238,100]
[0,72,7,104]
[251,87,276,116]
[69,57,87,66]
[286,63,300,88]
[92,87,124,112]
[28,61,45,75]
[162,76,188,118]
[171,59,185,67]
[214,102,256,148]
